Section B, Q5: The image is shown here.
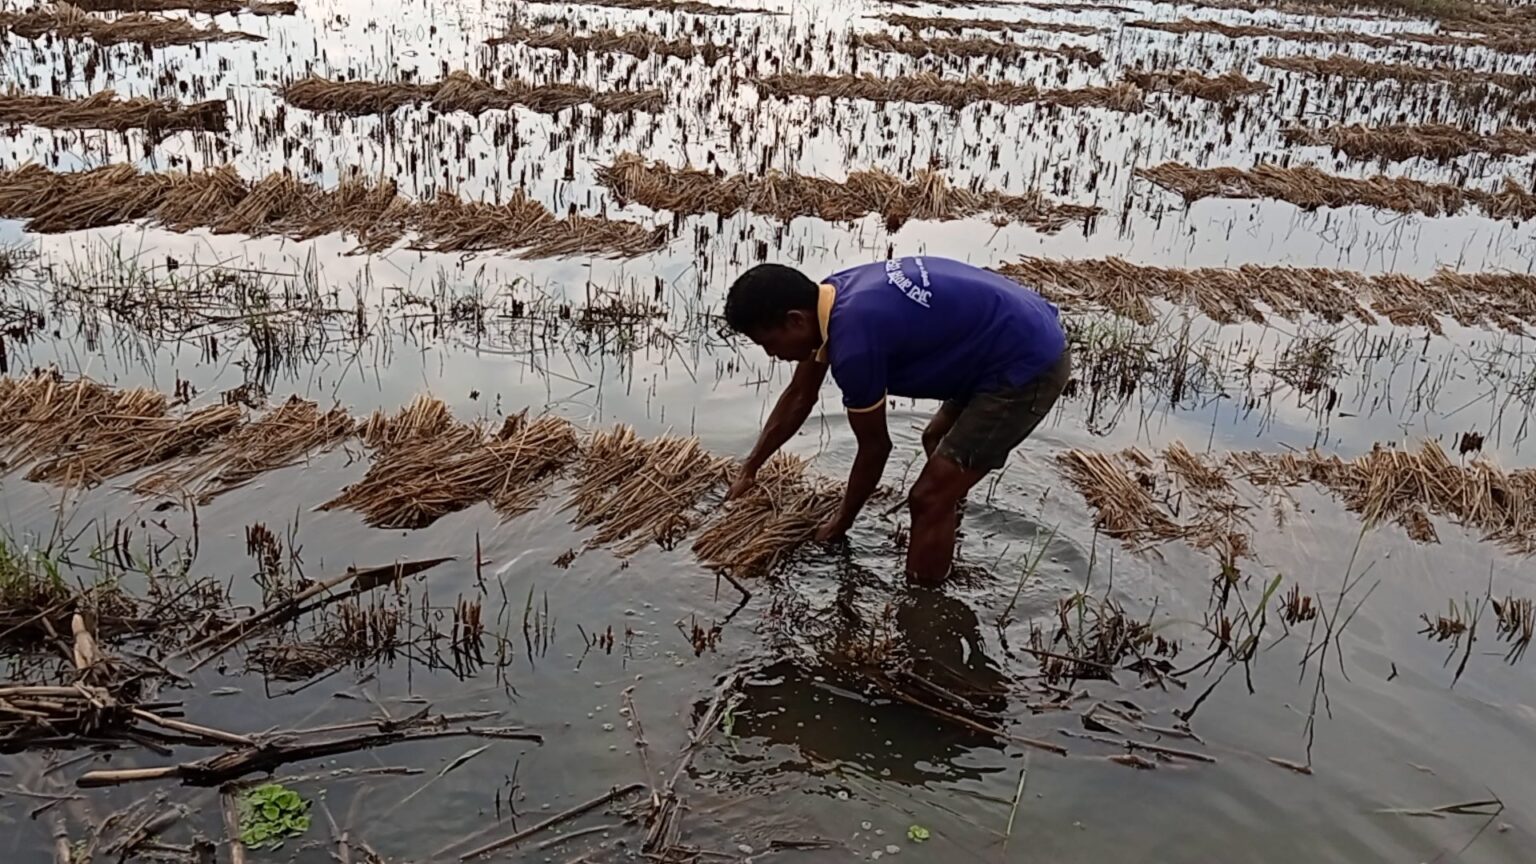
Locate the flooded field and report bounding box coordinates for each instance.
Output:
[3,0,1536,862]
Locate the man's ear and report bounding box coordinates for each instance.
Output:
[785,308,812,332]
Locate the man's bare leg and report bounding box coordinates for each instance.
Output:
[906,453,988,586]
[920,403,968,527]
[921,403,962,457]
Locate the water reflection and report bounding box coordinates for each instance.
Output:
[732,575,1012,787]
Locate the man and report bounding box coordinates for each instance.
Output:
[723,256,1070,586]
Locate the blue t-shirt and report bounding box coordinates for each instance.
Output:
[818,257,1066,410]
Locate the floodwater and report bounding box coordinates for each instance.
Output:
[2,0,1536,862]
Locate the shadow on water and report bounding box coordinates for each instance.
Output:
[728,565,1012,789]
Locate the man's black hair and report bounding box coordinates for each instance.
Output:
[724,264,818,333]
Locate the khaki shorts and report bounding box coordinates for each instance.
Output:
[935,348,1071,472]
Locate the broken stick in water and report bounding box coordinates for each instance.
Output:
[177,556,453,670]
[458,782,647,859]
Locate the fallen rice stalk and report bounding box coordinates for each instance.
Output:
[320,405,580,529]
[1258,54,1536,93]
[1148,0,1383,17]
[1123,69,1268,103]
[489,22,725,64]
[69,0,295,13]
[0,3,260,46]
[133,396,354,502]
[570,424,652,523]
[1226,442,1536,554]
[1063,441,1536,556]
[0,163,668,258]
[996,255,1536,334]
[8,373,1534,566]
[575,435,733,555]
[880,0,1132,10]
[0,375,140,472]
[693,455,841,577]
[878,13,1104,37]
[1057,449,1187,549]
[1126,16,1395,48]
[0,90,225,134]
[852,31,1105,67]
[13,382,244,487]
[280,71,663,117]
[1282,123,1536,162]
[756,72,1143,112]
[598,153,1100,233]
[1136,161,1536,223]
[518,0,768,14]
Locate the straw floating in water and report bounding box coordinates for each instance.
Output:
[1136,162,1536,223]
[1058,449,1185,549]
[756,72,1144,112]
[1063,441,1536,556]
[0,375,207,486]
[489,22,726,64]
[1282,123,1536,163]
[881,0,1133,10]
[321,402,579,529]
[997,255,1536,334]
[1126,16,1395,48]
[693,454,842,577]
[878,12,1105,37]
[70,0,295,13]
[134,396,354,502]
[0,2,261,46]
[0,164,668,258]
[852,31,1105,67]
[575,434,733,555]
[570,425,652,523]
[1258,54,1536,93]
[23,392,243,489]
[1123,69,1268,103]
[519,0,768,15]
[1230,443,1536,553]
[8,373,1534,565]
[599,153,1100,233]
[0,90,226,134]
[280,71,663,117]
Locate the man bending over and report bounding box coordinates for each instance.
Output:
[723,256,1070,586]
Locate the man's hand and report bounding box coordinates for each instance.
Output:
[815,517,851,544]
[727,466,758,500]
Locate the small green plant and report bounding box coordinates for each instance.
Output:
[907,824,930,843]
[238,783,311,850]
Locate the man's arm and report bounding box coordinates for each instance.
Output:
[729,359,829,497]
[816,401,891,542]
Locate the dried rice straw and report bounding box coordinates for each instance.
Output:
[1283,123,1536,162]
[1136,161,1536,223]
[0,90,226,134]
[852,31,1104,67]
[0,164,667,259]
[0,2,260,46]
[576,436,733,555]
[1123,69,1268,103]
[996,255,1536,334]
[1259,53,1536,93]
[70,0,294,13]
[1126,16,1395,48]
[599,153,1100,233]
[878,12,1104,37]
[280,71,662,117]
[693,454,842,577]
[756,72,1143,112]
[134,396,354,502]
[489,22,726,64]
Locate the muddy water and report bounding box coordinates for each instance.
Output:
[3,0,1536,861]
